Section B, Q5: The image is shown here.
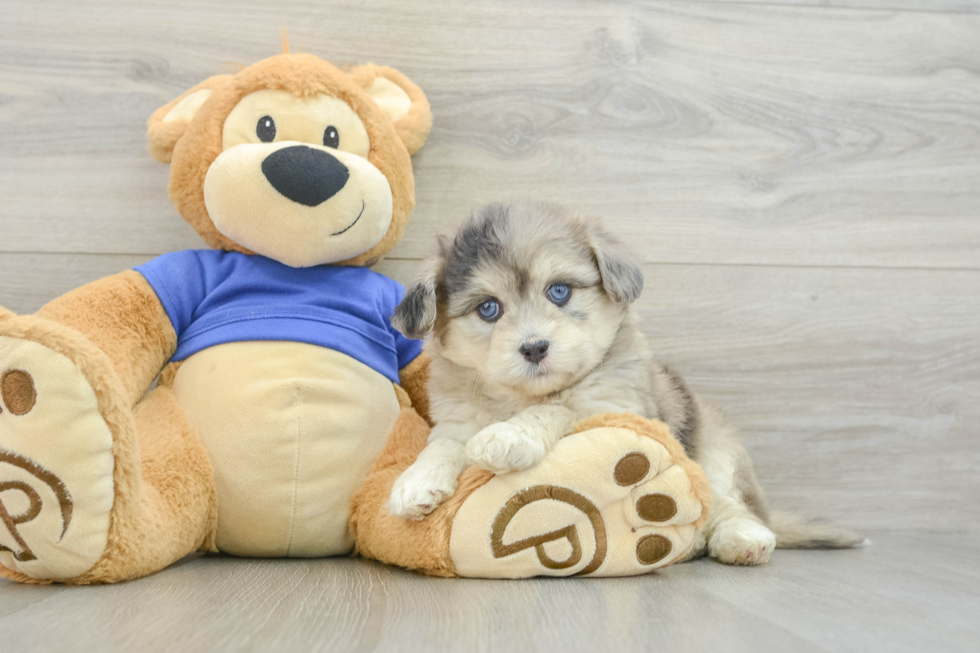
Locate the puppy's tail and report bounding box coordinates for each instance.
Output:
[769,511,867,549]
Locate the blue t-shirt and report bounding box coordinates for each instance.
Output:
[135,250,422,383]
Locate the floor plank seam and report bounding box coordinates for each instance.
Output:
[676,0,980,18]
[4,252,980,276]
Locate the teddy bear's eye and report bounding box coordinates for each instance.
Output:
[323,126,340,149]
[256,115,276,142]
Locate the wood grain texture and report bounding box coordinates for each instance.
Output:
[1,0,979,648]
[2,536,978,653]
[1,1,979,267]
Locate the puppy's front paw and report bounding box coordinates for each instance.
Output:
[708,518,777,566]
[466,422,546,474]
[388,468,457,521]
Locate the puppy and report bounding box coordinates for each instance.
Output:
[388,201,862,565]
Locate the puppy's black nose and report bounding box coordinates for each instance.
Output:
[261,145,349,207]
[520,339,550,364]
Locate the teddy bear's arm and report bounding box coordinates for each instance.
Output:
[398,352,432,426]
[35,270,177,406]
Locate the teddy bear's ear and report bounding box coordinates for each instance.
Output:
[146,75,233,164]
[349,64,432,155]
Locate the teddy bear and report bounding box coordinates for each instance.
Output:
[0,51,710,584]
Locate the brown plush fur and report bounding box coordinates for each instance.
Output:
[157,361,183,389]
[397,353,432,425]
[349,411,707,577]
[80,387,218,584]
[36,271,176,408]
[161,54,430,267]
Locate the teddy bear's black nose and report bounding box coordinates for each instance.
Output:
[261,145,349,207]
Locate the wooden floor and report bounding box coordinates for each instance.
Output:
[1,0,979,651]
[2,534,978,653]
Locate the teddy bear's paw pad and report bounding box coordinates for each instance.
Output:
[626,464,705,529]
[0,336,115,580]
[448,423,707,578]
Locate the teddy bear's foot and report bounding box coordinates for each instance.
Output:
[0,327,117,581]
[448,413,711,578]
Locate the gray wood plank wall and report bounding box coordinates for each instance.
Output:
[1,0,978,539]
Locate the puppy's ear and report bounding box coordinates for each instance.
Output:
[392,253,443,339]
[587,219,644,304]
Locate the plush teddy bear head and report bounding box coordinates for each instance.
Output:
[146,53,431,268]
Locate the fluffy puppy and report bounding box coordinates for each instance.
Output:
[388,201,862,565]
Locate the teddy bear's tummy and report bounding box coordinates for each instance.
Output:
[170,341,401,557]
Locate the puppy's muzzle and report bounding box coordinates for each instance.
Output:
[261,145,349,207]
[520,339,550,364]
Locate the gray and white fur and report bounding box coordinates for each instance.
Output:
[388,201,862,565]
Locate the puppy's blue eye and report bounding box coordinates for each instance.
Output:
[477,299,501,322]
[548,284,571,305]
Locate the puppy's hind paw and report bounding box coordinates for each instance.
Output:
[708,518,776,566]
[466,422,546,474]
